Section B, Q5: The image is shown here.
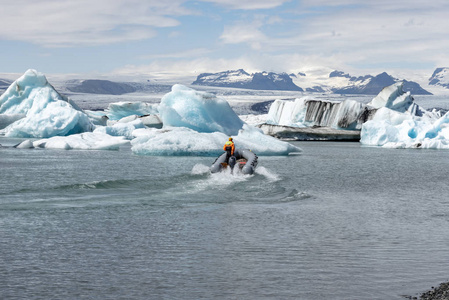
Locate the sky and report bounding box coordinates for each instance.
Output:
[0,0,448,82]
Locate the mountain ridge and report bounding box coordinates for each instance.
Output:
[193,69,433,95]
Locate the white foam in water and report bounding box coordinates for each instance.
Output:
[191,163,211,175]
[255,166,281,182]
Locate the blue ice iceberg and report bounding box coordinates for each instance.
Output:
[0,69,93,138]
[360,83,449,149]
[158,84,244,135]
[360,107,449,149]
[131,85,301,156]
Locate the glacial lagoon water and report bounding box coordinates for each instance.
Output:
[1,139,449,300]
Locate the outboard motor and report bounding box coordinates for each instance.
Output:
[228,156,237,170]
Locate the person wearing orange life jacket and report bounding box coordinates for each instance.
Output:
[223,137,235,163]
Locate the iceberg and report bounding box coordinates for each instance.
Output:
[2,75,300,155]
[360,84,449,149]
[361,108,449,149]
[131,84,301,156]
[367,82,424,115]
[262,81,449,147]
[158,84,244,135]
[0,69,93,138]
[131,125,300,156]
[17,132,129,150]
[266,97,370,130]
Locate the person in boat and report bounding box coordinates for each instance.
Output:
[223,137,235,163]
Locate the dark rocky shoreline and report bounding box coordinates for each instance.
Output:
[405,282,449,300]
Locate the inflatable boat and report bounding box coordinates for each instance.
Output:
[210,149,258,175]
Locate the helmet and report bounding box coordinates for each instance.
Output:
[229,137,233,141]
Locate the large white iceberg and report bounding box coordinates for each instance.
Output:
[360,107,449,149]
[266,97,367,130]
[158,84,244,135]
[131,124,300,156]
[360,83,449,149]
[367,82,424,115]
[131,84,301,156]
[0,69,93,138]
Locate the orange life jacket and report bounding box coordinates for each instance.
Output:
[223,141,235,155]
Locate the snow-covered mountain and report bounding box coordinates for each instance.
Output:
[192,69,431,95]
[192,69,303,91]
[429,67,449,89]
[1,67,441,97]
[328,71,431,95]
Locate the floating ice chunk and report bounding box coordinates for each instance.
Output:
[32,132,129,150]
[131,124,301,156]
[0,69,93,138]
[361,108,449,149]
[15,139,34,149]
[158,84,244,135]
[105,101,159,120]
[131,127,230,156]
[367,82,423,115]
[94,119,145,139]
[236,124,301,155]
[266,97,367,130]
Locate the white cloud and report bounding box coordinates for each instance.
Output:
[199,0,291,10]
[139,48,213,60]
[0,0,191,47]
[220,21,266,49]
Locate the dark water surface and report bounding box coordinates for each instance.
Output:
[1,140,449,299]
